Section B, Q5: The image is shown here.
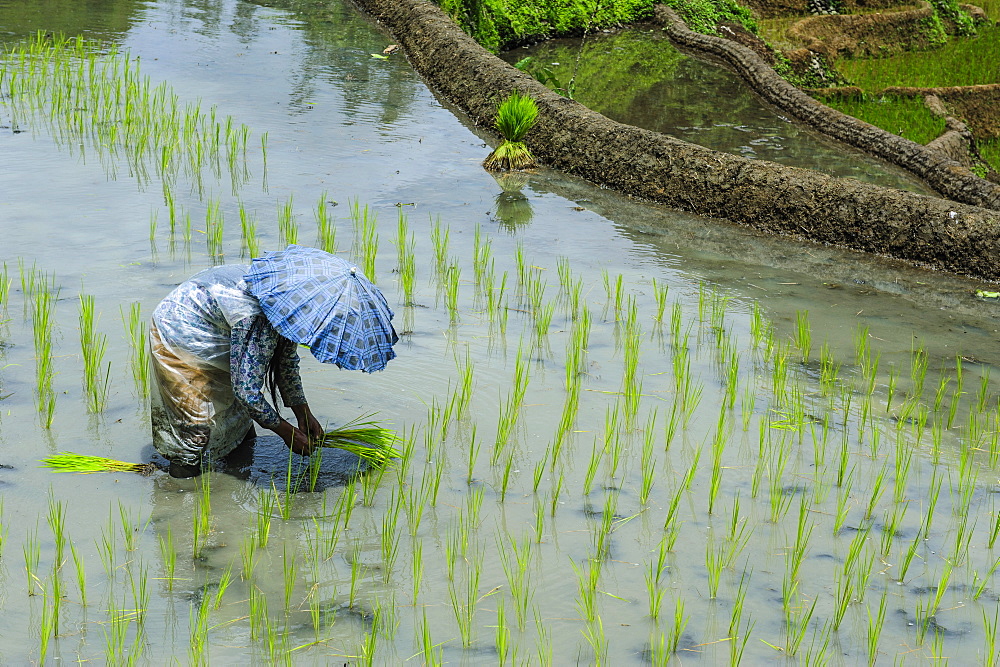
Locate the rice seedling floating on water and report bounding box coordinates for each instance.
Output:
[317,414,402,470]
[483,91,538,172]
[40,452,157,476]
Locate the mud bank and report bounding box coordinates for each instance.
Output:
[351,0,1000,281]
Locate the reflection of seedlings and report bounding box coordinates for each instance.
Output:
[494,189,534,229]
[248,585,266,641]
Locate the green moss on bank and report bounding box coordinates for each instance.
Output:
[660,0,758,34]
[432,0,655,52]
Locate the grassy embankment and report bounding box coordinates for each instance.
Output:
[432,0,655,52]
[816,0,1000,172]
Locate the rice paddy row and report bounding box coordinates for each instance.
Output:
[4,201,1000,662]
[0,32,263,199]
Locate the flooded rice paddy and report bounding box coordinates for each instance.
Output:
[2,0,1000,664]
[504,27,930,193]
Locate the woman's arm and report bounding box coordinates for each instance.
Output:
[274,341,323,441]
[230,317,314,455]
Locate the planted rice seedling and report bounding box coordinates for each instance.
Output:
[205,198,225,259]
[277,195,297,246]
[121,301,150,397]
[78,293,110,412]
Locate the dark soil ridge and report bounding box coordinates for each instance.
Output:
[350,0,1000,281]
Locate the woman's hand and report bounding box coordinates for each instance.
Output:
[274,420,314,456]
[291,403,324,443]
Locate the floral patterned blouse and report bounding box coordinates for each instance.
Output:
[230,315,307,429]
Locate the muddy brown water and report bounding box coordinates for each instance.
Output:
[1,0,1000,664]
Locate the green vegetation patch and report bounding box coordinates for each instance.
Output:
[977,0,1000,21]
[981,138,1000,174]
[433,0,655,52]
[660,0,758,34]
[836,25,1000,89]
[512,29,688,110]
[820,94,946,144]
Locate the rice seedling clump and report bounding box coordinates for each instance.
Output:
[483,91,538,171]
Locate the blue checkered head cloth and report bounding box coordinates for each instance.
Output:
[244,245,398,372]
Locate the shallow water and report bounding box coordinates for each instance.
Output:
[503,27,931,193]
[2,1,1000,664]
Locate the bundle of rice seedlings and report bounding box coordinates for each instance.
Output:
[483,91,538,172]
[41,452,157,476]
[317,414,402,470]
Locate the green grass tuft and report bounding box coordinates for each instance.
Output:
[494,91,538,143]
[484,92,538,171]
